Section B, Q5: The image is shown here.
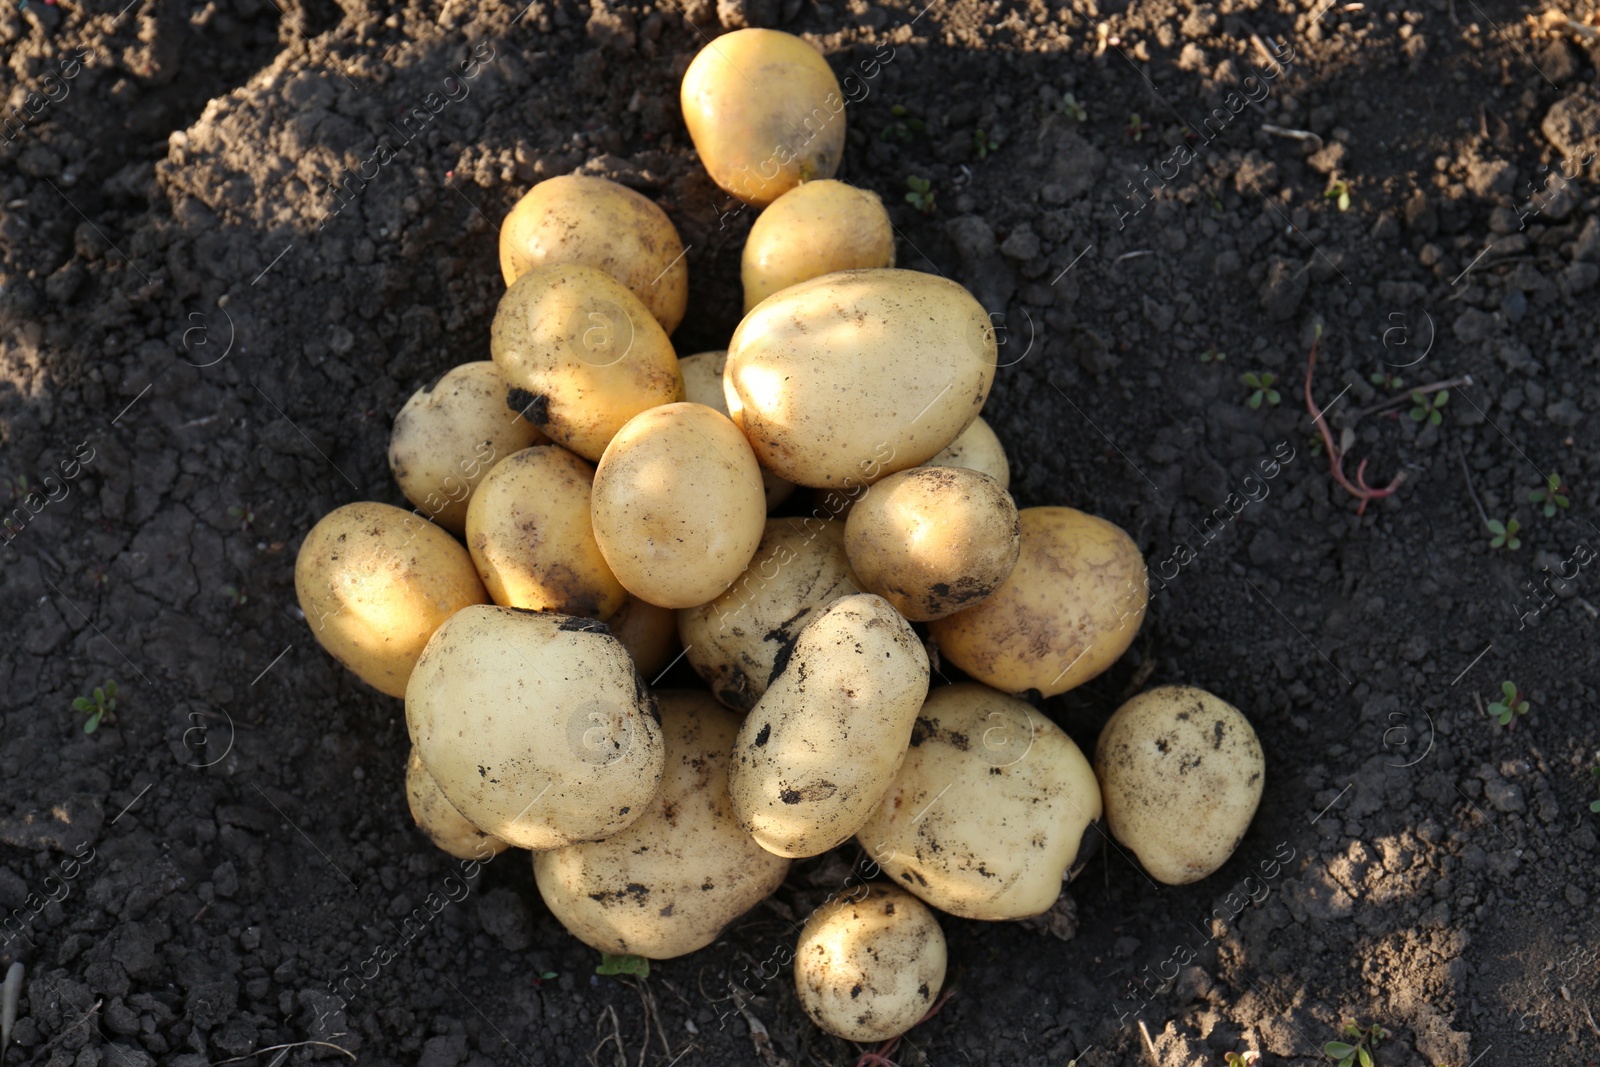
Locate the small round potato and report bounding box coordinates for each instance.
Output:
[405,748,511,861]
[499,174,688,334]
[794,884,946,1043]
[591,403,767,609]
[922,415,1009,489]
[491,264,684,462]
[681,29,846,207]
[387,361,546,534]
[405,605,665,851]
[741,180,895,312]
[1096,685,1264,885]
[856,683,1102,920]
[295,502,488,698]
[844,466,1020,621]
[725,268,996,488]
[679,350,794,510]
[533,692,791,958]
[465,445,628,620]
[928,507,1147,697]
[606,595,679,679]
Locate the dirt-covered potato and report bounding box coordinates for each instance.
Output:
[405,748,511,861]
[856,683,1102,920]
[1096,685,1264,885]
[741,180,894,312]
[499,174,688,335]
[491,264,684,462]
[465,445,627,620]
[729,594,930,858]
[295,502,488,698]
[928,507,1147,697]
[679,350,794,510]
[724,268,996,488]
[591,402,767,609]
[680,29,845,207]
[794,884,946,1043]
[922,415,1009,489]
[844,466,1020,621]
[606,595,679,679]
[405,605,665,851]
[387,361,546,534]
[533,691,791,958]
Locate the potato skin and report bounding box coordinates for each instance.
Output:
[405,605,665,851]
[533,692,791,958]
[729,594,930,858]
[491,264,684,462]
[856,683,1102,920]
[679,350,795,510]
[725,268,996,488]
[499,174,688,334]
[681,29,846,207]
[928,507,1147,697]
[405,748,511,861]
[591,402,768,609]
[742,180,894,312]
[295,502,488,698]
[465,445,627,620]
[922,415,1009,489]
[1095,685,1264,885]
[606,595,679,679]
[794,884,946,1043]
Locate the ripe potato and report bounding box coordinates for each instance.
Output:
[1096,685,1264,885]
[491,264,684,462]
[533,691,791,958]
[295,502,488,698]
[465,445,627,620]
[607,595,679,679]
[499,174,688,335]
[922,415,1009,489]
[794,884,946,1043]
[387,361,546,534]
[729,594,930,858]
[928,507,1147,697]
[856,683,1102,920]
[679,350,794,510]
[405,748,511,861]
[844,466,1020,621]
[681,29,845,207]
[741,180,894,312]
[591,402,767,609]
[405,605,665,851]
[725,268,996,488]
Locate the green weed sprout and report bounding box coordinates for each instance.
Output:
[905,176,935,215]
[1325,1022,1387,1067]
[1242,371,1280,409]
[72,681,119,734]
[1528,473,1570,518]
[1325,179,1352,212]
[1127,113,1150,141]
[1487,517,1521,550]
[1369,369,1403,390]
[973,129,995,159]
[1488,681,1528,727]
[1410,389,1448,425]
[1062,93,1088,122]
[881,104,925,143]
[1199,348,1226,363]
[596,952,649,978]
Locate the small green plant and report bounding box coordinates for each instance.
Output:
[1325,1022,1388,1067]
[905,176,935,215]
[1061,92,1088,122]
[1409,389,1448,426]
[1325,179,1352,212]
[1528,473,1570,518]
[1127,113,1151,141]
[973,128,995,160]
[595,952,649,978]
[72,681,119,734]
[228,504,256,532]
[881,104,926,143]
[222,584,249,607]
[1369,369,1404,390]
[1199,348,1226,363]
[1488,681,1528,727]
[1241,371,1281,410]
[1223,1052,1260,1066]
[1487,516,1521,550]
[3,473,30,502]
[531,970,559,987]
[1588,763,1600,813]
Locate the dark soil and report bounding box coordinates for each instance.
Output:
[3,0,1599,1064]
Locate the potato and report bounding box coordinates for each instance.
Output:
[742,180,894,312]
[1095,685,1264,885]
[465,445,627,620]
[533,691,791,958]
[295,502,488,698]
[681,29,845,207]
[607,595,679,679]
[729,594,930,858]
[678,517,862,711]
[679,350,795,510]
[844,466,1020,621]
[405,605,665,851]
[724,268,996,488]
[499,174,688,335]
[591,402,767,609]
[856,683,1102,920]
[794,884,946,1043]
[387,361,546,534]
[928,507,1146,697]
[491,264,684,462]
[405,748,511,861]
[922,415,1009,489]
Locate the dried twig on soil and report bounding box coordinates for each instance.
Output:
[591,1004,627,1067]
[214,1041,358,1065]
[1305,327,1405,516]
[856,988,956,1067]
[1456,446,1492,527]
[1261,124,1324,150]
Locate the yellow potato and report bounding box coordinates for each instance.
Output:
[491,264,684,462]
[679,350,795,510]
[499,174,688,334]
[680,29,845,207]
[405,748,511,861]
[741,180,894,312]
[591,402,767,609]
[928,507,1147,697]
[295,502,488,698]
[922,415,1009,489]
[533,692,791,958]
[606,595,679,679]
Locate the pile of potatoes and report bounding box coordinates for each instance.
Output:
[293,28,1267,1048]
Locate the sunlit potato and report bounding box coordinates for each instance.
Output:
[921,415,1009,489]
[405,748,511,861]
[741,180,894,312]
[679,349,794,510]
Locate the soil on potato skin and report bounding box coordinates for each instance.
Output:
[2,0,1599,1063]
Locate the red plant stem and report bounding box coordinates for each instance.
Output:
[1305,332,1406,516]
[855,989,957,1067]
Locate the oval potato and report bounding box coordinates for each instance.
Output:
[922,415,1009,489]
[680,350,794,510]
[741,180,894,312]
[405,748,511,861]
